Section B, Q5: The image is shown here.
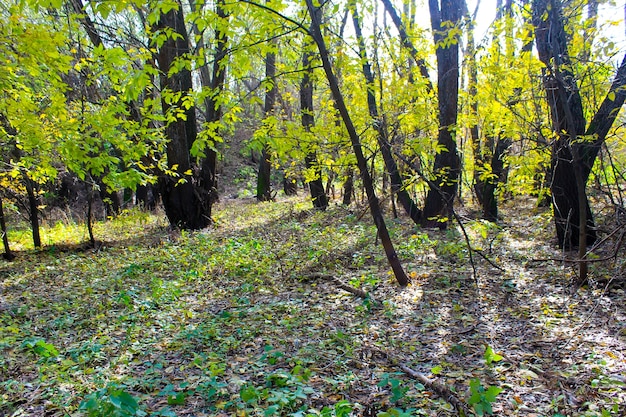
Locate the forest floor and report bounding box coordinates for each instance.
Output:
[1,194,625,417]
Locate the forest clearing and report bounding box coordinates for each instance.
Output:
[1,195,625,416]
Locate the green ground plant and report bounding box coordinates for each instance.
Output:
[1,197,625,416]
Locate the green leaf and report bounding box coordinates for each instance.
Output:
[484,345,503,364]
[608,91,616,101]
[484,386,503,402]
[167,392,186,405]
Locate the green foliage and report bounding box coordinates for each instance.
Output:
[377,372,422,404]
[21,338,59,358]
[377,408,417,417]
[79,384,145,417]
[468,378,503,416]
[484,345,503,365]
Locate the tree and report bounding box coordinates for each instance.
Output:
[306,0,408,287]
[466,0,513,222]
[351,2,421,224]
[256,40,278,202]
[192,0,229,220]
[301,47,329,210]
[421,0,463,228]
[532,0,626,250]
[153,2,210,229]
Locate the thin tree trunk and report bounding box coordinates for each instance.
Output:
[23,175,41,249]
[85,181,95,247]
[351,5,421,225]
[343,168,354,206]
[301,48,329,209]
[257,39,277,201]
[306,0,408,287]
[0,194,14,260]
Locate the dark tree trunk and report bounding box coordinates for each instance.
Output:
[351,6,421,225]
[0,194,14,260]
[154,4,209,229]
[477,136,511,221]
[283,174,298,196]
[136,184,158,210]
[532,0,626,249]
[306,0,409,287]
[342,168,354,206]
[194,0,228,220]
[465,5,509,222]
[257,43,277,202]
[23,176,41,249]
[301,49,329,210]
[422,0,463,228]
[85,181,96,247]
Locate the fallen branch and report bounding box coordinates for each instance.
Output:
[376,348,471,416]
[306,272,381,307]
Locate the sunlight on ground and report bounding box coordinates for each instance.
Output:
[1,197,625,416]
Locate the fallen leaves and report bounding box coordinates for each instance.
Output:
[1,198,625,416]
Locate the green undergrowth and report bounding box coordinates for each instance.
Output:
[1,197,625,416]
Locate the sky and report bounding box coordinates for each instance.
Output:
[410,0,625,57]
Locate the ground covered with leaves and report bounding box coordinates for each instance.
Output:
[1,196,625,416]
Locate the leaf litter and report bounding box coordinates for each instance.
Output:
[0,196,625,416]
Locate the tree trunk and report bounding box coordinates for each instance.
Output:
[342,168,354,206]
[85,181,96,247]
[301,49,329,210]
[532,0,626,249]
[422,0,463,228]
[257,41,277,202]
[154,3,209,229]
[351,5,421,225]
[306,0,409,287]
[0,194,14,261]
[194,0,228,220]
[23,175,41,249]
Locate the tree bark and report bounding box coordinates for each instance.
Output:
[533,0,626,249]
[421,0,463,228]
[0,194,14,260]
[154,3,209,229]
[306,0,408,287]
[23,175,41,249]
[195,0,229,219]
[257,37,277,201]
[342,168,354,206]
[351,5,421,225]
[301,49,328,210]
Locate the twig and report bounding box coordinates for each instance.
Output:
[450,208,479,287]
[473,248,506,272]
[528,225,626,264]
[307,273,381,307]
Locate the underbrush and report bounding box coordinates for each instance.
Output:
[1,197,625,416]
